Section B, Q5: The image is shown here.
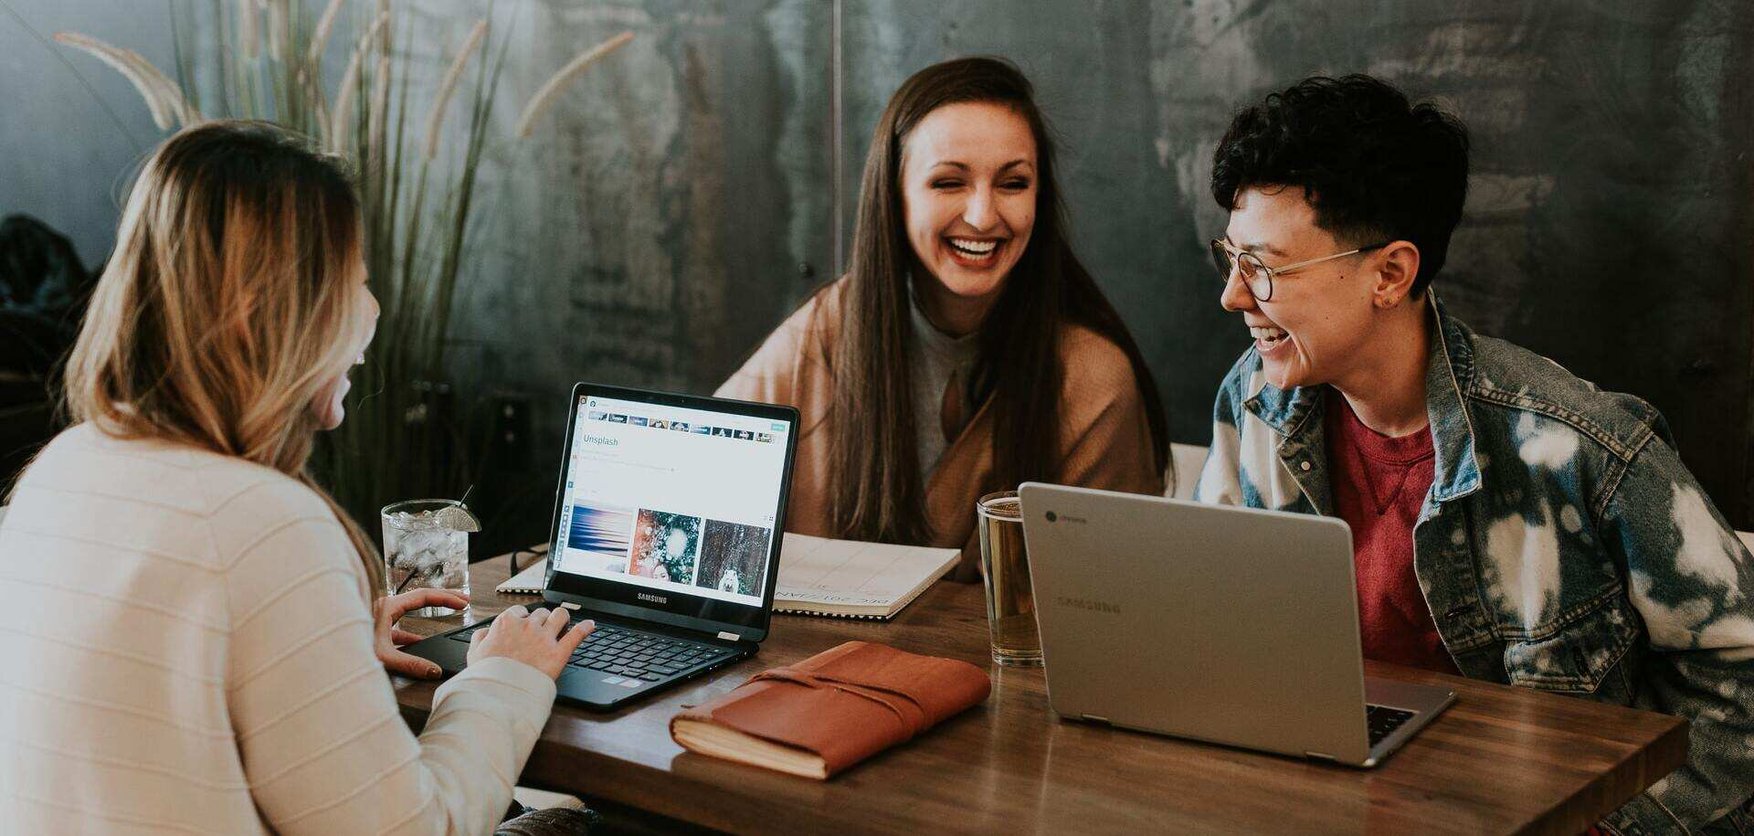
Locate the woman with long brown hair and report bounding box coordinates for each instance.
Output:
[0,121,592,833]
[719,57,1168,578]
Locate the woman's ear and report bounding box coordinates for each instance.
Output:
[1374,241,1422,308]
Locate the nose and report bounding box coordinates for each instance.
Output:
[359,287,382,353]
[962,185,996,231]
[1220,268,1257,313]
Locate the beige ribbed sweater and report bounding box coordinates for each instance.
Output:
[0,424,556,834]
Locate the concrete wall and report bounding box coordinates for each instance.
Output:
[5,0,1752,530]
[834,0,1754,531]
[0,1,174,267]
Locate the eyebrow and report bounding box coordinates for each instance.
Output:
[929,159,1035,172]
[1227,238,1288,258]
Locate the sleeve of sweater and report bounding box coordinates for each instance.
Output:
[1056,328,1165,498]
[715,289,834,407]
[217,480,557,835]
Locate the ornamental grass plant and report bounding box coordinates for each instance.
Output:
[54,0,631,539]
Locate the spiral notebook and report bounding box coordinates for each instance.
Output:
[498,535,959,619]
[771,533,960,620]
[497,558,549,594]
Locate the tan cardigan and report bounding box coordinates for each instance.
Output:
[717,279,1164,580]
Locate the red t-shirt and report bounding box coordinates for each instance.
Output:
[1324,388,1459,675]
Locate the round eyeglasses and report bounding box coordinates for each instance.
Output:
[1209,238,1389,302]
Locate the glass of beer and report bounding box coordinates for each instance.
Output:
[977,490,1041,666]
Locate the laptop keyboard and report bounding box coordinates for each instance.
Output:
[450,619,735,684]
[1366,704,1416,746]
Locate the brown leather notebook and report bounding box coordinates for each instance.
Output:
[670,640,991,779]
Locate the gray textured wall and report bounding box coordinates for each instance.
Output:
[5,0,1752,530]
[834,0,1754,532]
[0,2,173,266]
[447,0,830,397]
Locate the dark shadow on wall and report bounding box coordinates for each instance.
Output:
[0,214,94,494]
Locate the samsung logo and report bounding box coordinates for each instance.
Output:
[637,592,667,604]
[1057,596,1121,614]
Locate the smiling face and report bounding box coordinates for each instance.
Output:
[311,252,380,431]
[1220,186,1382,391]
[900,100,1038,330]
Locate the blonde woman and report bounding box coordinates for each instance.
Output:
[0,121,593,833]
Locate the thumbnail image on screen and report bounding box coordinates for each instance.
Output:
[629,509,701,584]
[566,504,635,574]
[695,520,770,597]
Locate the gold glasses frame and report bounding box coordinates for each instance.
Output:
[1209,238,1390,301]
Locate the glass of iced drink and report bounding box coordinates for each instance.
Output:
[381,499,473,617]
[977,490,1041,666]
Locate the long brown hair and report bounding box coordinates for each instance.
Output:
[827,56,1169,544]
[58,120,384,596]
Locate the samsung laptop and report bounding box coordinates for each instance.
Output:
[1017,483,1454,767]
[406,383,799,710]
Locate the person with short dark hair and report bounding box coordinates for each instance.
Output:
[1196,75,1754,834]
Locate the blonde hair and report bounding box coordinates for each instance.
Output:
[62,120,383,597]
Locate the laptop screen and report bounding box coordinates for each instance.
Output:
[544,385,797,638]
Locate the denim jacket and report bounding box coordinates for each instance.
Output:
[1195,296,1754,834]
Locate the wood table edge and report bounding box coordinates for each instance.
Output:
[1517,713,1689,836]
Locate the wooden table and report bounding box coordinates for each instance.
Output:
[393,554,1687,835]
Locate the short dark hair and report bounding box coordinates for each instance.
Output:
[1211,74,1470,295]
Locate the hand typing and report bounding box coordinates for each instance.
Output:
[469,604,595,679]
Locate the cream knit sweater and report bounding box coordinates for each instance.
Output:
[0,424,556,834]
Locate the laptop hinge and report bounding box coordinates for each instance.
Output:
[1304,751,1337,762]
[1081,714,1110,725]
[716,630,740,641]
[559,601,581,611]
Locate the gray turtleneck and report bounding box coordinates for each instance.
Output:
[907,289,981,478]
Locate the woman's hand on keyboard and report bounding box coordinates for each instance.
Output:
[468,604,596,679]
[373,588,471,679]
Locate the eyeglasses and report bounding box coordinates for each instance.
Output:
[1209,238,1389,302]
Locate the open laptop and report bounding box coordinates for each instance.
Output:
[405,383,799,710]
[1017,483,1454,767]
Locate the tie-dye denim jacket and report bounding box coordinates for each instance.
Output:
[1195,297,1754,834]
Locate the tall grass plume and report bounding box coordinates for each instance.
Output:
[54,3,634,537]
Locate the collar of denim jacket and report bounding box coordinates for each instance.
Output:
[1243,293,1484,504]
[1423,294,1484,503]
[1241,365,1317,434]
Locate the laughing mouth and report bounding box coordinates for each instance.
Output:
[1250,325,1288,347]
[947,237,1002,259]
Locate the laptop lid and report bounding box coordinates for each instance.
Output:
[1018,483,1374,765]
[542,383,799,643]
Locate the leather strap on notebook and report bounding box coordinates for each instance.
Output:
[747,667,928,735]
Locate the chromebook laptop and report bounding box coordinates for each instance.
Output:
[1017,483,1454,767]
[406,383,798,710]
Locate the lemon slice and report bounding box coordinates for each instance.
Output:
[434,504,482,532]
